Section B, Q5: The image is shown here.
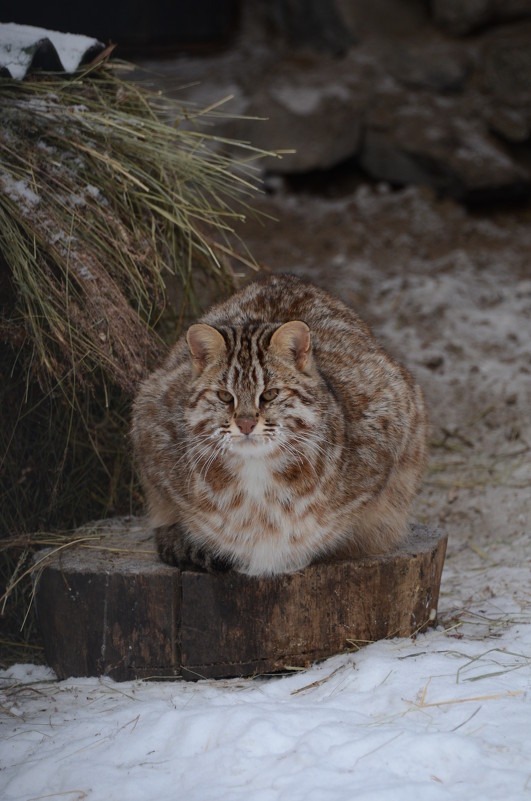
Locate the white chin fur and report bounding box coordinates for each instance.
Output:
[229,435,276,457]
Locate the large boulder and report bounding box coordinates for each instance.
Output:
[480,24,531,102]
[361,92,529,200]
[479,23,531,144]
[431,0,531,36]
[227,54,377,173]
[262,0,355,54]
[145,6,531,201]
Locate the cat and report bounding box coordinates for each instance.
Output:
[131,273,427,576]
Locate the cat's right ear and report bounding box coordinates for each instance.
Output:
[186,324,226,374]
[269,320,311,371]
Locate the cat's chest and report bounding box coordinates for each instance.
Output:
[192,454,329,575]
[207,454,321,527]
[234,456,273,500]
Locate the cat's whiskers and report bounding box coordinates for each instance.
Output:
[227,423,279,456]
[275,437,307,472]
[184,430,231,490]
[270,421,305,468]
[274,428,334,478]
[197,440,228,486]
[181,431,221,469]
[170,433,216,478]
[287,431,331,463]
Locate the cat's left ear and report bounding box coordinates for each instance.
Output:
[186,324,226,374]
[269,321,311,371]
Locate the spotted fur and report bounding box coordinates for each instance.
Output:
[131,274,427,576]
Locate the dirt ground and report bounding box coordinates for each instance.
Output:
[230,182,531,623]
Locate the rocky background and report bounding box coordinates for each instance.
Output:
[140,0,531,205]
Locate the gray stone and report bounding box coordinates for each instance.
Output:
[384,42,471,93]
[361,93,529,198]
[225,55,375,173]
[147,7,531,200]
[337,0,430,39]
[481,25,531,102]
[431,0,531,36]
[486,106,531,143]
[261,0,355,55]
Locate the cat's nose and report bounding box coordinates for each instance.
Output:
[235,417,257,436]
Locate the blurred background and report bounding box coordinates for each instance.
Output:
[5,0,531,201]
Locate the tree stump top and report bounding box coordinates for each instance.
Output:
[33,518,447,682]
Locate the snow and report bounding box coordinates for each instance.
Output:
[270,82,351,115]
[0,22,102,80]
[0,172,40,208]
[1,565,530,801]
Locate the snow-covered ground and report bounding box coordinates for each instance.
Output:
[1,542,530,801]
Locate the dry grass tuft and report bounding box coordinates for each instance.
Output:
[0,58,272,395]
[0,57,274,662]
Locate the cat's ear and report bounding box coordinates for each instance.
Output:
[186,324,226,374]
[270,321,311,371]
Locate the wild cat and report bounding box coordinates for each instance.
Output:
[132,274,427,576]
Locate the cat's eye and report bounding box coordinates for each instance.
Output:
[217,389,234,404]
[261,388,279,402]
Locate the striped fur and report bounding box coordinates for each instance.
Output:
[132,274,427,576]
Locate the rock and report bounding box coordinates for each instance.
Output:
[481,24,531,102]
[486,106,531,144]
[337,0,430,39]
[431,0,531,36]
[261,0,355,55]
[147,8,531,200]
[361,92,530,200]
[227,55,375,173]
[384,41,471,93]
[478,24,531,143]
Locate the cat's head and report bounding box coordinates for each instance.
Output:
[183,321,322,458]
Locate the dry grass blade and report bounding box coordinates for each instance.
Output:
[416,688,523,708]
[290,664,348,695]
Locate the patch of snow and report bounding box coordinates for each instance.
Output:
[85,185,101,199]
[270,83,351,115]
[36,140,56,155]
[0,171,40,208]
[73,264,96,281]
[0,22,102,80]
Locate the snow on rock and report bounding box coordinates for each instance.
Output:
[0,22,103,80]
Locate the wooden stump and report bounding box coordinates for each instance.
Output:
[33,518,447,682]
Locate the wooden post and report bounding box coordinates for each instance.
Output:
[33,519,446,681]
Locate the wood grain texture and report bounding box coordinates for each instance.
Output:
[33,518,446,681]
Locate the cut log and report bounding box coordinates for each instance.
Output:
[33,518,447,682]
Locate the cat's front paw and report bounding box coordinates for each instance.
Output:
[155,524,232,573]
